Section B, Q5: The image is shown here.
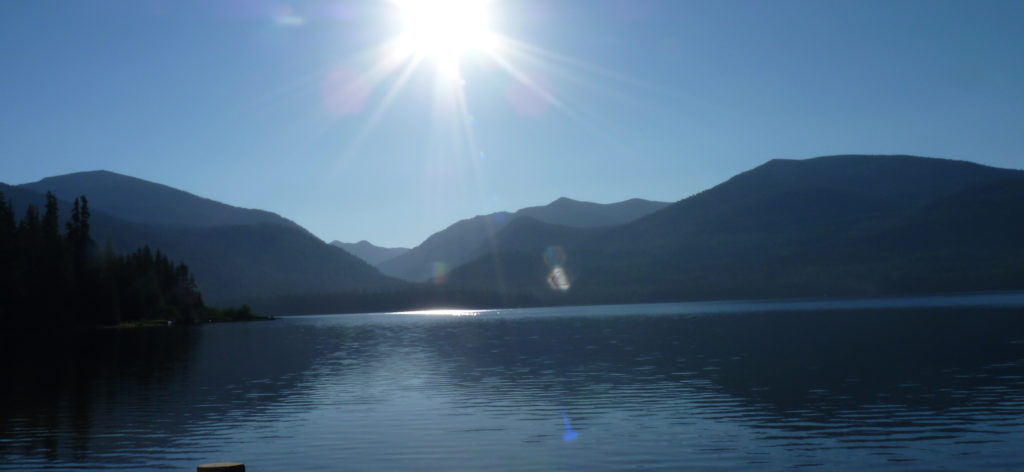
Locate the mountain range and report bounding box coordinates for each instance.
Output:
[375,197,669,281]
[443,155,1024,302]
[3,154,1022,314]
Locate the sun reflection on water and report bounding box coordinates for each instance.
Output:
[393,309,481,316]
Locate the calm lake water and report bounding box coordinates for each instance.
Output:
[3,294,1024,471]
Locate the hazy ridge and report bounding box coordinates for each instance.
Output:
[330,240,410,266]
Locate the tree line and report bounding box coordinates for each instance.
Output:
[0,191,209,329]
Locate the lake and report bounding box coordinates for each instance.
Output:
[3,293,1024,471]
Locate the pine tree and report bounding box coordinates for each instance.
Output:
[67,198,81,245]
[66,196,94,272]
[1,191,208,329]
[21,205,40,234]
[43,192,59,238]
[79,196,91,242]
[0,193,15,323]
[0,193,16,237]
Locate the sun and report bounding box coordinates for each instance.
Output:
[394,0,498,78]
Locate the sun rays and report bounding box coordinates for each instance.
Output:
[324,0,634,136]
[393,0,499,78]
[303,0,662,199]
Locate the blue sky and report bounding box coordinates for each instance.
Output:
[1,0,1022,248]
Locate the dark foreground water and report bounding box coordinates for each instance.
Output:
[3,294,1024,471]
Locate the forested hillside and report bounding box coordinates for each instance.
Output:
[0,191,206,328]
[7,173,401,306]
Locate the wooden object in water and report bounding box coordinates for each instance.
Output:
[197,462,245,472]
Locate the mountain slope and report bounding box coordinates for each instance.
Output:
[330,240,410,266]
[6,175,401,306]
[444,155,1024,301]
[377,212,513,282]
[20,170,304,231]
[377,197,669,282]
[118,224,400,305]
[622,155,1021,245]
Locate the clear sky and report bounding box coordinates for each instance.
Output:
[1,0,1022,248]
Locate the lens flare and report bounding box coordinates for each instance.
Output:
[561,410,579,441]
[322,69,372,116]
[505,72,553,115]
[543,246,571,291]
[270,2,305,26]
[543,246,566,268]
[433,261,449,284]
[547,266,571,292]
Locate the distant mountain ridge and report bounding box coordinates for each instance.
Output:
[516,197,671,228]
[444,155,1024,301]
[376,197,669,281]
[20,170,305,231]
[330,240,410,265]
[6,171,401,306]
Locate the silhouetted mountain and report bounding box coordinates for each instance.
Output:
[377,212,511,282]
[516,197,669,228]
[6,175,401,306]
[117,223,400,305]
[377,198,669,281]
[20,170,304,231]
[445,155,1024,302]
[330,240,410,266]
[473,215,594,256]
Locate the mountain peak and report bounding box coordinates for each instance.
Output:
[32,169,148,184]
[66,169,125,176]
[550,196,580,205]
[20,170,304,231]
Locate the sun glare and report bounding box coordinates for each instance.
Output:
[332,0,585,158]
[394,0,498,77]
[394,309,481,316]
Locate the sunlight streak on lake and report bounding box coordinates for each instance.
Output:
[392,308,481,316]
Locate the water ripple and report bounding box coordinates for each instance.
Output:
[3,299,1024,470]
